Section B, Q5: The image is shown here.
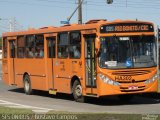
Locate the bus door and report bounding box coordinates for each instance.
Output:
[8,40,16,85]
[46,36,56,92]
[84,34,97,94]
[2,38,9,84]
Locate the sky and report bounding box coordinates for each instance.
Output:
[0,0,160,35]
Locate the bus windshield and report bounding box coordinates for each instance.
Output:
[99,35,157,69]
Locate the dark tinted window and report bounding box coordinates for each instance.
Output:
[58,33,69,58]
[17,36,25,58]
[9,41,15,58]
[3,38,7,58]
[25,35,35,58]
[35,35,44,58]
[47,37,56,58]
[69,32,81,59]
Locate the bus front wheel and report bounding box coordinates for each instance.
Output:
[23,75,32,95]
[72,80,84,102]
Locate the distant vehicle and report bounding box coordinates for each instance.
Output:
[2,19,158,102]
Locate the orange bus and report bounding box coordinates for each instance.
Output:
[2,19,158,102]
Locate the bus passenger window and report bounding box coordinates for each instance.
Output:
[17,36,25,58]
[35,35,44,58]
[9,41,15,58]
[69,32,81,59]
[25,35,35,58]
[3,38,7,58]
[58,33,69,58]
[47,37,56,58]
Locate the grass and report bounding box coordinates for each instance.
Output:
[0,106,33,114]
[0,106,34,120]
[0,106,158,120]
[47,111,159,120]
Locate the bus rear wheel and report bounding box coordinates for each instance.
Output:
[72,80,84,102]
[23,75,32,95]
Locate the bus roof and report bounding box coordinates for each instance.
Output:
[2,19,154,37]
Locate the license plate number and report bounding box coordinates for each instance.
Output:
[128,86,138,90]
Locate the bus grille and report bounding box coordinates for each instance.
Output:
[120,86,145,92]
[117,80,146,83]
[112,70,151,76]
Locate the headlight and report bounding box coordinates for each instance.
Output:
[99,74,120,86]
[144,74,158,84]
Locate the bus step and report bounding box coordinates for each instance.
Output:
[49,89,57,95]
[11,84,17,86]
[85,94,98,98]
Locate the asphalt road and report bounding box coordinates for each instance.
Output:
[1,62,160,114]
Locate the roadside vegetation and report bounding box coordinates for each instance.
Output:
[47,111,148,120]
[0,106,159,120]
[0,106,33,114]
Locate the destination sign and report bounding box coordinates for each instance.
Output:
[100,23,154,33]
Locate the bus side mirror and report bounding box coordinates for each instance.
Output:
[95,38,100,54]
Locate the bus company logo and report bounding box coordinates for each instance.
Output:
[115,76,132,82]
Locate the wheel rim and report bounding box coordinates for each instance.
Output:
[24,80,30,92]
[75,85,82,97]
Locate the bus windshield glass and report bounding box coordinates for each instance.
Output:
[99,35,157,69]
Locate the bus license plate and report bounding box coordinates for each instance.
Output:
[128,86,138,90]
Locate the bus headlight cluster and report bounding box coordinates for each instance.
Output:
[144,74,158,84]
[99,74,120,86]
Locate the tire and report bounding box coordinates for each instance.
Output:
[23,74,32,95]
[118,94,133,102]
[72,80,85,102]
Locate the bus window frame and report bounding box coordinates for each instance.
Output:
[57,32,69,59]
[25,35,35,58]
[17,36,25,59]
[47,36,56,58]
[35,34,44,59]
[69,31,81,59]
[9,40,16,58]
[3,37,8,58]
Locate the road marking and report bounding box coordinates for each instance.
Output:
[7,105,31,109]
[0,99,53,113]
[0,103,12,105]
[32,109,51,113]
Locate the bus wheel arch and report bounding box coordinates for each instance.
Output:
[71,76,84,102]
[23,73,32,95]
[71,76,80,93]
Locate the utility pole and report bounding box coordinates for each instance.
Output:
[0,18,17,32]
[9,18,16,32]
[77,0,113,24]
[62,0,113,25]
[78,0,82,24]
[9,19,12,32]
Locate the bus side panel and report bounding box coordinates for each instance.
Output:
[54,78,71,93]
[14,59,47,91]
[2,60,9,85]
[30,76,47,91]
[54,60,71,93]
[45,58,53,90]
[14,59,26,88]
[15,74,23,87]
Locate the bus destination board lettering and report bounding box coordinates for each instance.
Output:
[100,23,154,33]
